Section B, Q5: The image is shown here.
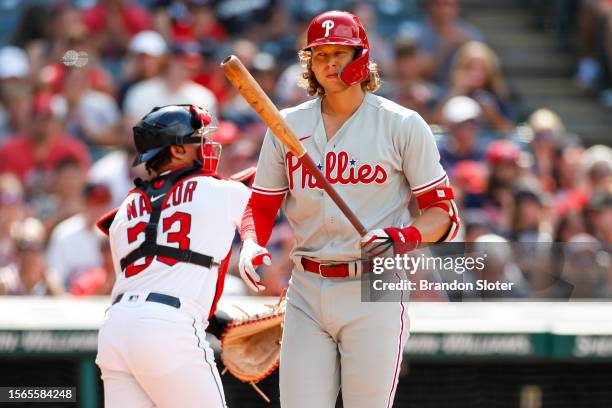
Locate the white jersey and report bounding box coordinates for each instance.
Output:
[108,174,250,312]
[253,93,447,263]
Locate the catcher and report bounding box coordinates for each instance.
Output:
[95,104,252,408]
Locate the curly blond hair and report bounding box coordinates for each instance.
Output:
[297,50,380,96]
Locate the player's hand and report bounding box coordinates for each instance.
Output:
[361,226,422,257]
[239,238,271,293]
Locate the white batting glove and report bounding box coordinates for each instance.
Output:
[238,238,271,293]
[361,229,393,257]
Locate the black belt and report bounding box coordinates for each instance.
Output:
[112,292,181,309]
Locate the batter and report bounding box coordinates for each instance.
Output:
[239,10,460,408]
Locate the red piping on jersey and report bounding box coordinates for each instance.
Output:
[209,248,231,319]
[411,173,447,193]
[387,278,406,408]
[240,191,284,246]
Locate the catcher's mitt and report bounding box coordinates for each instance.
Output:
[220,296,286,402]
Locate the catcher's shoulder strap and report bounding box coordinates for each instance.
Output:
[119,166,217,271]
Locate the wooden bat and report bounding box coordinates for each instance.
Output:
[221,55,367,237]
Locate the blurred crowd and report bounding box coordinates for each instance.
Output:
[0,0,609,299]
[527,0,612,107]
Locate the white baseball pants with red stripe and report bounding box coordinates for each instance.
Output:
[95,295,226,408]
[280,269,409,408]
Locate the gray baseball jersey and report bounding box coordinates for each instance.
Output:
[252,93,451,407]
[253,93,447,263]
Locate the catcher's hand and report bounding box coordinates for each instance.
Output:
[239,238,271,293]
[220,295,286,402]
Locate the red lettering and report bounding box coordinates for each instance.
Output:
[374,165,388,183]
[286,150,388,190]
[184,181,197,203]
[286,152,300,190]
[358,165,373,183]
[126,201,137,221]
[138,196,148,215]
[172,184,183,206]
[326,152,338,183]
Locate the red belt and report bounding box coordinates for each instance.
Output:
[301,258,371,278]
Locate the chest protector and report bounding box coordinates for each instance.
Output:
[119,166,219,272]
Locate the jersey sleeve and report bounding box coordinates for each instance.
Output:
[400,113,448,194]
[226,180,252,229]
[251,129,290,196]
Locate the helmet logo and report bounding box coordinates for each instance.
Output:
[322,20,335,37]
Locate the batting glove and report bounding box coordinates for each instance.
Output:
[361,226,422,257]
[239,238,271,293]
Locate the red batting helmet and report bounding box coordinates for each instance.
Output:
[304,10,370,86]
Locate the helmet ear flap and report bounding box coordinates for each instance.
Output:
[339,48,370,86]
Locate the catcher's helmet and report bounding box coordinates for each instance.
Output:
[132,104,220,172]
[304,10,370,86]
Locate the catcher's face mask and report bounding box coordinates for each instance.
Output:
[190,105,221,174]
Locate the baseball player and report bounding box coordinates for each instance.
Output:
[238,10,460,408]
[95,105,250,408]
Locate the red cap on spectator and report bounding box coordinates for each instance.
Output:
[84,183,112,205]
[213,120,240,145]
[485,140,520,165]
[452,160,487,194]
[32,92,54,119]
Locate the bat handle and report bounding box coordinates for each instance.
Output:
[299,154,368,237]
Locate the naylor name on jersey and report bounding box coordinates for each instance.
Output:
[286,151,388,190]
[126,180,198,221]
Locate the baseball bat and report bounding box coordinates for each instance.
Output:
[220,55,367,237]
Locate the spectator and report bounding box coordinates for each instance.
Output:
[584,191,612,243]
[510,185,553,242]
[259,6,300,64]
[54,66,122,154]
[123,40,217,125]
[46,183,112,288]
[562,234,611,297]
[466,234,531,298]
[482,139,524,230]
[0,174,27,267]
[118,30,168,109]
[575,0,612,104]
[33,158,86,233]
[69,234,115,296]
[172,0,228,44]
[438,96,486,171]
[0,217,63,296]
[553,145,590,218]
[383,36,440,122]
[450,160,488,210]
[581,144,612,194]
[554,212,587,242]
[82,0,152,76]
[527,108,567,193]
[351,2,395,75]
[0,93,90,193]
[416,0,483,85]
[0,81,32,143]
[0,46,31,142]
[435,41,514,133]
[0,45,30,83]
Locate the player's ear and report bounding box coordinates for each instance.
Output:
[169,145,187,160]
